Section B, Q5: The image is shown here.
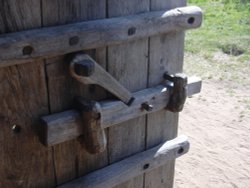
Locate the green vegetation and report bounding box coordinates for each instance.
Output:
[184,0,250,83]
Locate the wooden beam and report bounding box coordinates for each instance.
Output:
[0,1,57,187]
[40,77,201,146]
[0,6,202,68]
[58,135,189,188]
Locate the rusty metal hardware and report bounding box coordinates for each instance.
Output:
[164,73,188,112]
[141,102,154,112]
[12,125,21,134]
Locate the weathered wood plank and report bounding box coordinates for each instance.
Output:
[42,0,108,185]
[145,0,187,188]
[107,1,149,188]
[40,77,201,147]
[0,6,202,67]
[0,1,55,187]
[58,135,189,188]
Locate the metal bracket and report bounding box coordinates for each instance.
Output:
[164,73,188,112]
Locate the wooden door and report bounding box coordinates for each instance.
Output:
[0,1,55,187]
[0,0,186,187]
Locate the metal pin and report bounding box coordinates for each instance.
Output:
[12,125,21,133]
[141,102,154,112]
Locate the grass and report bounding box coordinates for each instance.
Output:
[184,0,250,85]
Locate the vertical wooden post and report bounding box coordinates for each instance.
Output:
[0,0,55,187]
[145,0,187,187]
[42,0,107,185]
[107,0,149,187]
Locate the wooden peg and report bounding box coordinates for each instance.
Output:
[75,97,107,154]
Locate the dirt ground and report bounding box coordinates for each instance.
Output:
[174,80,250,188]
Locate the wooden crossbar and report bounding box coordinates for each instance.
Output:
[58,135,189,188]
[0,6,202,67]
[40,77,201,146]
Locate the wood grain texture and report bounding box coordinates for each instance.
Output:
[145,0,187,188]
[58,135,189,188]
[75,97,107,154]
[70,54,133,104]
[0,0,41,33]
[41,85,170,146]
[42,0,108,185]
[40,77,202,147]
[0,1,199,187]
[107,0,149,188]
[0,0,55,187]
[0,6,202,68]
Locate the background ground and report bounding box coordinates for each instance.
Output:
[174,0,250,187]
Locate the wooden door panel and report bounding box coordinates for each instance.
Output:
[42,0,108,185]
[0,1,55,187]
